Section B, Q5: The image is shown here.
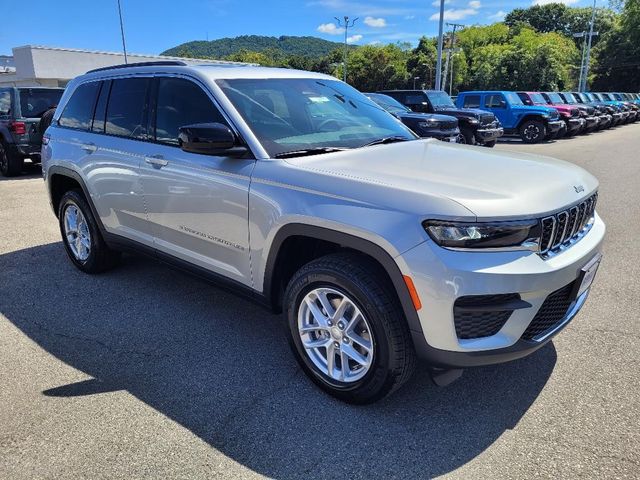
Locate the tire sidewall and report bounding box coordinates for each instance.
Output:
[520,120,545,143]
[285,269,392,398]
[58,191,103,273]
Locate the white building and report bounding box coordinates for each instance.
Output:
[0,45,247,88]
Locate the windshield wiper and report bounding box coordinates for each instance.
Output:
[361,136,411,148]
[274,147,350,159]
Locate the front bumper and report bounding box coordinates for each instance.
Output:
[566,117,584,133]
[397,213,605,368]
[546,120,564,133]
[419,127,460,141]
[583,116,600,130]
[597,114,612,129]
[475,126,504,143]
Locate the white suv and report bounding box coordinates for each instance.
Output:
[42,62,605,403]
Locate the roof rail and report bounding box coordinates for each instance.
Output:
[86,60,187,74]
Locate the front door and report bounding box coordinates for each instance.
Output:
[139,76,255,286]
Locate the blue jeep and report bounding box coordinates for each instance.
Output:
[456,91,564,144]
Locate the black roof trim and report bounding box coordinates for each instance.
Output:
[86,61,187,74]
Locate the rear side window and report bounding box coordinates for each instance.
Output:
[58,82,100,130]
[0,90,10,116]
[405,94,425,105]
[462,95,480,108]
[155,77,226,145]
[105,78,150,139]
[19,89,63,118]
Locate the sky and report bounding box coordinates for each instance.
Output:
[0,0,599,56]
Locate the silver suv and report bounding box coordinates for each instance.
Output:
[42,62,605,403]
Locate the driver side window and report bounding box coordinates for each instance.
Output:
[485,94,506,108]
[155,77,227,146]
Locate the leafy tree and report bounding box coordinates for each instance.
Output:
[337,44,410,91]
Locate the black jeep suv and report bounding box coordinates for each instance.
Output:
[377,89,503,147]
[0,86,64,176]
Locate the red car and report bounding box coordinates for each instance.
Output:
[517,92,585,138]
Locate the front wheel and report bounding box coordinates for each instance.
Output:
[456,127,476,145]
[284,252,416,404]
[483,140,497,148]
[519,119,546,144]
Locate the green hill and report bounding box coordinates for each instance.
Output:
[161,35,347,59]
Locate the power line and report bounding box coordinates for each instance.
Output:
[334,16,358,83]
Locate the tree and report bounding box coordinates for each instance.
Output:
[335,44,411,91]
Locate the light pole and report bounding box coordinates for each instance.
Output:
[435,0,445,90]
[335,16,358,82]
[573,32,587,89]
[442,23,464,92]
[581,0,598,92]
[413,76,420,89]
[117,0,128,64]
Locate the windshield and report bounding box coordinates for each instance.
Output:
[365,93,410,114]
[562,92,577,104]
[574,93,586,103]
[529,93,546,104]
[504,92,523,105]
[546,92,563,104]
[217,78,415,157]
[425,91,455,108]
[19,89,63,118]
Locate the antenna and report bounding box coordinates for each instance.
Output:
[117,0,128,64]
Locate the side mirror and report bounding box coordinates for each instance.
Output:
[178,123,247,156]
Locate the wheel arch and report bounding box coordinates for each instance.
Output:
[517,114,546,129]
[263,223,424,336]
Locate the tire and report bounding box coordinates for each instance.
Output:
[483,140,497,148]
[456,127,476,145]
[284,252,416,404]
[58,189,120,273]
[0,141,24,177]
[519,119,546,144]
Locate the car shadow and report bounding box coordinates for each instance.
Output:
[0,160,42,181]
[0,243,557,479]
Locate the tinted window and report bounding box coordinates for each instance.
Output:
[105,78,149,139]
[155,77,227,145]
[0,90,10,116]
[463,95,480,108]
[405,94,426,105]
[58,82,100,130]
[485,94,505,108]
[20,88,64,118]
[91,80,110,133]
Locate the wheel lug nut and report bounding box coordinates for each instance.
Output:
[338,321,345,330]
[327,320,333,326]
[334,342,340,348]
[343,337,349,343]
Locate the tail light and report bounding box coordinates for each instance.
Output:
[9,121,26,135]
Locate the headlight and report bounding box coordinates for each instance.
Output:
[423,220,541,250]
[418,121,441,129]
[467,118,479,124]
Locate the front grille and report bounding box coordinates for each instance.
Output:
[480,113,496,125]
[521,282,576,341]
[540,193,597,256]
[454,293,520,339]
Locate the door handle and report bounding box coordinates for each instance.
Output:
[145,155,168,167]
[81,143,97,153]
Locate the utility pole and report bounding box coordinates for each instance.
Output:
[573,32,587,90]
[581,0,598,91]
[435,0,445,90]
[442,23,464,92]
[335,16,358,82]
[117,0,128,64]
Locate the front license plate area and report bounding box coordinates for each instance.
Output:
[574,254,602,299]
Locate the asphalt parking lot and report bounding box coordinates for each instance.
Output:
[1,124,639,479]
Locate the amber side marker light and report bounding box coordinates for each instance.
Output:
[403,275,422,311]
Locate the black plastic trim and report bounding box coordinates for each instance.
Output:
[263,223,425,337]
[86,61,187,74]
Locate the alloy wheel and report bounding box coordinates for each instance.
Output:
[297,287,374,383]
[524,124,541,141]
[63,204,91,261]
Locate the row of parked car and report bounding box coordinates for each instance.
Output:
[365,89,640,147]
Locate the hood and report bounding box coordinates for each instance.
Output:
[513,104,558,116]
[540,102,576,114]
[284,140,598,220]
[397,112,457,122]
[432,106,491,119]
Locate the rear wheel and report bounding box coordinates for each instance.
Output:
[0,142,24,177]
[483,140,497,148]
[519,119,546,144]
[58,189,120,273]
[284,252,416,404]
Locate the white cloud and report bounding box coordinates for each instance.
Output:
[347,34,363,43]
[532,0,578,4]
[317,23,344,35]
[364,16,387,27]
[489,10,506,20]
[431,0,451,6]
[429,0,480,21]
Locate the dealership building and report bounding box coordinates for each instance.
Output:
[0,45,246,88]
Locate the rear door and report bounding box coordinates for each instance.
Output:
[139,75,255,286]
[54,77,153,246]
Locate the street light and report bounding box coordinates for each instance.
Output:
[334,16,358,82]
[413,76,420,89]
